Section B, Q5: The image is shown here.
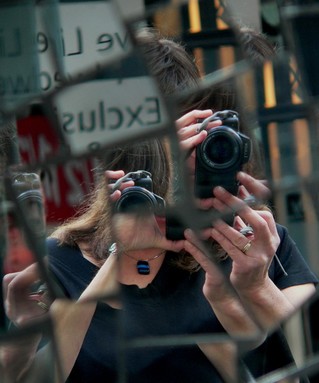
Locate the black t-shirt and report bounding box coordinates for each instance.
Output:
[47,224,318,383]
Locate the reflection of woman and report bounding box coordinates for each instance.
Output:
[44,139,317,383]
[2,27,318,383]
[5,139,316,383]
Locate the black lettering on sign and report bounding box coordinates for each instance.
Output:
[60,27,83,56]
[108,107,123,130]
[96,31,129,52]
[0,72,39,96]
[144,97,161,124]
[61,97,162,134]
[39,71,52,92]
[37,32,49,53]
[126,106,143,127]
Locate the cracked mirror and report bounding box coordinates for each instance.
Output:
[0,0,133,114]
[0,1,319,382]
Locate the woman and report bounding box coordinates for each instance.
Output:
[4,137,317,383]
[3,27,318,383]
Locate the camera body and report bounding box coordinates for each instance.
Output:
[166,111,251,241]
[195,110,251,198]
[114,171,165,215]
[10,172,46,238]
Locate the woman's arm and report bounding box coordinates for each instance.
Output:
[13,252,119,383]
[186,174,316,330]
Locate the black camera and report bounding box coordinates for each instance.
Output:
[10,172,46,238]
[194,110,251,198]
[113,171,165,215]
[166,111,251,241]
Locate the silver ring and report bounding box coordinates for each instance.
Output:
[239,225,253,237]
[241,241,252,254]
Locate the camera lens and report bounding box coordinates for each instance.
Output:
[200,128,241,170]
[115,187,156,213]
[205,135,235,165]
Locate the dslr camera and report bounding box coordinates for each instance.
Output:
[166,111,251,241]
[10,172,46,238]
[113,170,165,215]
[195,110,251,198]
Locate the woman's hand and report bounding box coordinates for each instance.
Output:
[197,172,271,212]
[185,173,280,295]
[176,109,213,151]
[106,170,135,202]
[175,110,222,176]
[3,263,51,327]
[190,175,310,329]
[202,185,280,292]
[183,229,233,302]
[183,229,261,337]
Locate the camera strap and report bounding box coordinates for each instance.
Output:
[111,170,152,192]
[198,110,239,133]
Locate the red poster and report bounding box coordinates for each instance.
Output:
[17,114,95,224]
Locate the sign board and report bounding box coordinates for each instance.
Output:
[37,0,133,93]
[0,3,40,109]
[54,76,170,155]
[0,0,133,110]
[17,114,96,223]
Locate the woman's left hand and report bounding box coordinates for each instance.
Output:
[203,186,280,292]
[183,228,261,336]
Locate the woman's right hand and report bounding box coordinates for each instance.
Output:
[175,109,222,177]
[106,170,135,202]
[3,263,51,327]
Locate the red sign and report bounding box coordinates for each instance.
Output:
[17,114,95,224]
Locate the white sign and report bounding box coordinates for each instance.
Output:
[0,1,133,111]
[54,76,171,155]
[0,3,40,109]
[37,1,133,93]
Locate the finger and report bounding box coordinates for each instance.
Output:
[107,180,134,193]
[109,189,121,202]
[6,264,40,300]
[213,187,249,215]
[105,170,125,181]
[237,185,251,200]
[231,209,279,255]
[2,272,20,300]
[184,230,224,277]
[178,123,202,140]
[175,109,213,130]
[233,216,248,231]
[237,172,271,200]
[251,210,279,241]
[179,120,222,153]
[197,197,215,210]
[210,227,248,260]
[212,220,251,251]
[178,119,222,141]
[184,230,210,264]
[179,130,207,152]
[5,264,41,318]
[209,197,235,223]
[161,238,185,253]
